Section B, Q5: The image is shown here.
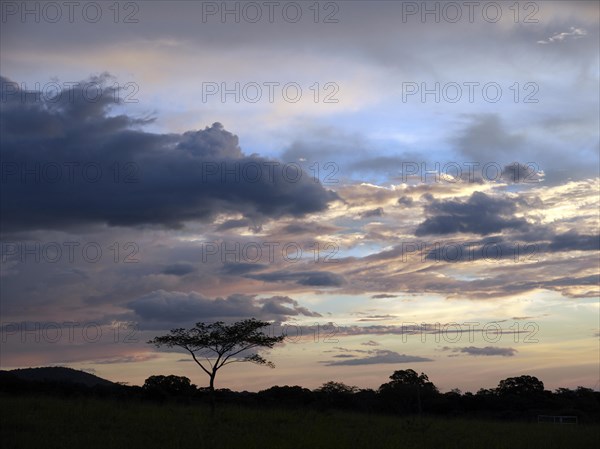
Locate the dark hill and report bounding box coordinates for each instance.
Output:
[1,367,115,387]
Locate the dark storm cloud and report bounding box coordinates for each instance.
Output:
[246,270,345,287]
[322,349,432,366]
[126,290,321,326]
[415,191,530,236]
[0,75,338,233]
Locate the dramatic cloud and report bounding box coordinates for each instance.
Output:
[322,349,432,366]
[126,290,321,327]
[415,191,530,236]
[0,75,338,233]
[1,0,598,392]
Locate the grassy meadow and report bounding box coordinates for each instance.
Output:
[1,394,598,449]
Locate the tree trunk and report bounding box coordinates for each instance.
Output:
[209,374,216,415]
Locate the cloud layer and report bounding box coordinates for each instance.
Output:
[0,75,337,233]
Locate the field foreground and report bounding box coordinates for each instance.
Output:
[1,394,598,449]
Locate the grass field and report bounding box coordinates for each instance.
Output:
[1,394,598,449]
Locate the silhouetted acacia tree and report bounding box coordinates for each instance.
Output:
[148,318,284,412]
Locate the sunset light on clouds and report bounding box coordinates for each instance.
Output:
[1,0,598,396]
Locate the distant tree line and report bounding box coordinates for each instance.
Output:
[1,369,598,423]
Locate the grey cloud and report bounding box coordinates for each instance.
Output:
[538,27,587,44]
[94,354,159,364]
[501,163,544,184]
[397,196,414,207]
[361,207,384,218]
[126,290,321,326]
[0,75,338,233]
[415,191,530,236]
[257,295,322,318]
[332,324,531,338]
[442,346,518,357]
[541,274,599,288]
[279,222,339,236]
[453,114,524,161]
[346,155,423,177]
[322,350,432,366]
[246,270,345,287]
[422,231,600,262]
[161,263,196,276]
[215,218,262,232]
[221,262,269,275]
[358,315,396,322]
[548,231,600,252]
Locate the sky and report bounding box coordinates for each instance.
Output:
[0,0,599,393]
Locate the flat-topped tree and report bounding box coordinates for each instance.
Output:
[148,318,284,411]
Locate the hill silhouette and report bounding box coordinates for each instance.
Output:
[1,366,115,387]
[1,367,598,425]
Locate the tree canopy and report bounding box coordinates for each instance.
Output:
[497,375,544,396]
[316,381,359,395]
[148,318,284,410]
[379,369,438,394]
